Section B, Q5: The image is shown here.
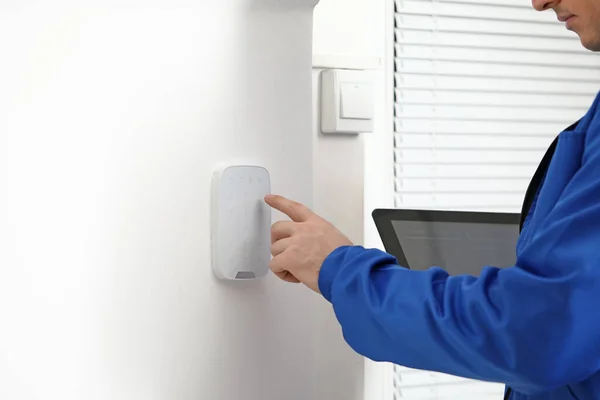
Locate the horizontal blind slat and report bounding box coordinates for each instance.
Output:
[431,0,537,7]
[394,373,504,390]
[395,88,594,108]
[395,163,539,179]
[395,178,530,192]
[432,0,531,10]
[395,73,599,95]
[395,132,554,149]
[394,119,573,136]
[394,193,524,209]
[395,44,600,68]
[395,148,545,164]
[394,381,505,400]
[396,0,558,24]
[394,104,583,123]
[395,29,585,53]
[395,14,577,38]
[395,59,600,83]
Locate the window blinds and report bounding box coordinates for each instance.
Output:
[393,0,600,398]
[394,0,600,213]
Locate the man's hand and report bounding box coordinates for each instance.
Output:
[264,194,354,293]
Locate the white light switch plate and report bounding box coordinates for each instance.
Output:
[211,165,271,280]
[321,69,374,134]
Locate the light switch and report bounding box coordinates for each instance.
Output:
[321,69,374,135]
[211,165,271,280]
[340,83,374,120]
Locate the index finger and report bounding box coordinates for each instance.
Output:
[264,194,313,223]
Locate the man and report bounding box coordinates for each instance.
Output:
[264,0,600,399]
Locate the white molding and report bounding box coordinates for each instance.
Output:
[312,54,383,70]
[363,0,397,399]
[382,0,396,212]
[364,360,396,400]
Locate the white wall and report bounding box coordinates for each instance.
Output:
[311,1,393,399]
[310,68,366,400]
[313,0,386,59]
[0,2,358,400]
[312,0,390,262]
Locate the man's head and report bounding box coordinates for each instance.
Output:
[533,0,600,51]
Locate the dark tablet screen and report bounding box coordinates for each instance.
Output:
[372,209,520,276]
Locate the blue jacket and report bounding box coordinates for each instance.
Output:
[319,92,600,399]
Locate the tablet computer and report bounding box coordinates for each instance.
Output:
[372,209,520,275]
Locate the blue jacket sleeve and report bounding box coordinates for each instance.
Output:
[319,142,600,395]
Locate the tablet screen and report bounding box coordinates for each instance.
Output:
[391,219,518,276]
